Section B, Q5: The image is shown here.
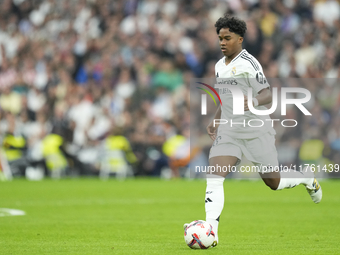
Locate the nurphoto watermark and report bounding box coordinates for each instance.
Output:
[189,78,340,179]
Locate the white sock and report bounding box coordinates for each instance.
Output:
[277,169,313,190]
[205,174,225,242]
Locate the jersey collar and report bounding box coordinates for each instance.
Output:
[223,49,246,64]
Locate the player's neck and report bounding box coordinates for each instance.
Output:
[225,48,243,65]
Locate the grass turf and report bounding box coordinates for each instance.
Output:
[0,178,339,255]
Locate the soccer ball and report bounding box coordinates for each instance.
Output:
[184,220,215,249]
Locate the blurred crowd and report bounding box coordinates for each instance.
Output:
[0,0,339,179]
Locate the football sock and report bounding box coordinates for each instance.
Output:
[205,174,225,242]
[276,169,313,190]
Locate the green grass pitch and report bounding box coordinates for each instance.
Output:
[0,178,339,255]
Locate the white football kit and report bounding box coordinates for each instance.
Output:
[203,50,322,248]
[209,49,278,171]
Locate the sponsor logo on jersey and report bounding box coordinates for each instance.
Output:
[217,79,238,85]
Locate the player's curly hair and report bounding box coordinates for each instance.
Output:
[215,15,247,37]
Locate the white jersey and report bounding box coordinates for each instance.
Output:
[215,49,276,139]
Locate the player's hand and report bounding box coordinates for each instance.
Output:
[207,121,218,141]
[244,95,252,111]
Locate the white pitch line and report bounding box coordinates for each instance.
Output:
[0,208,26,217]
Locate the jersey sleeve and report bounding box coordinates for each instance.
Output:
[215,62,219,78]
[246,63,269,94]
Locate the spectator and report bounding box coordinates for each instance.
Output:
[0,0,339,178]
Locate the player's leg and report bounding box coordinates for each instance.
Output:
[270,166,322,203]
[205,154,239,246]
[183,140,241,246]
[259,171,280,190]
[249,133,322,203]
[259,169,314,191]
[259,166,322,203]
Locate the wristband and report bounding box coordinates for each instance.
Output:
[252,98,259,107]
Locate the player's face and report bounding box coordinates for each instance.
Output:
[218,28,243,58]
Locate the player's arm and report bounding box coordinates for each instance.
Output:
[206,105,221,140]
[244,88,272,111]
[207,64,222,141]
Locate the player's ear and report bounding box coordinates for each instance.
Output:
[238,36,243,44]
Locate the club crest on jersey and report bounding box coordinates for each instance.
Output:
[231,67,236,76]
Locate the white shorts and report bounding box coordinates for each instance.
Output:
[209,132,278,173]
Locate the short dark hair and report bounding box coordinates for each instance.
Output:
[215,15,247,37]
